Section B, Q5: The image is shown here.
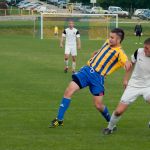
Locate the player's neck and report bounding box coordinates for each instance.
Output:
[110,43,121,48]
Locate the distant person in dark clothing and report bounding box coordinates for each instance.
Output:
[134,22,143,44]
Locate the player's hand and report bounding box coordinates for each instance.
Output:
[77,45,81,50]
[60,43,63,48]
[124,61,132,72]
[91,51,98,57]
[123,80,128,89]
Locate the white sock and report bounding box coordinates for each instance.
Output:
[64,60,69,68]
[108,112,121,130]
[72,62,76,71]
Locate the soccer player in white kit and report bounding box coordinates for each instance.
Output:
[103,38,150,135]
[60,20,81,73]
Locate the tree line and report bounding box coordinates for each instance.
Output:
[70,0,150,9]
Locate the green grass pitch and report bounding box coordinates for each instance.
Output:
[0,33,150,150]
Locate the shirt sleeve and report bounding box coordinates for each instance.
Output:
[76,30,80,38]
[118,49,128,67]
[62,29,66,37]
[131,49,138,63]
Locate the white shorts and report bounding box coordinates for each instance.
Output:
[65,46,77,56]
[121,85,150,105]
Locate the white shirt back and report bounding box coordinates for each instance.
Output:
[62,27,80,47]
[128,48,150,87]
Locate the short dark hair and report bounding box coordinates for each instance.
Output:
[68,19,74,22]
[144,38,150,45]
[111,28,125,43]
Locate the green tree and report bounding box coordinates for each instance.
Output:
[70,0,150,8]
[70,0,90,4]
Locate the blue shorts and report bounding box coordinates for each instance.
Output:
[72,66,104,96]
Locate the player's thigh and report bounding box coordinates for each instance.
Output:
[71,47,77,56]
[89,74,104,96]
[142,87,150,103]
[90,84,104,97]
[121,86,141,105]
[72,66,89,89]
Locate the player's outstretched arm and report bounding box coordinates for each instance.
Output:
[123,62,134,89]
[60,37,65,48]
[77,38,81,50]
[124,60,132,72]
[91,50,99,57]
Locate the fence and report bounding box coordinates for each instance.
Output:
[0,15,38,38]
[0,15,150,38]
[0,9,39,16]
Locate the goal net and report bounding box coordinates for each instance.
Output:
[38,13,118,40]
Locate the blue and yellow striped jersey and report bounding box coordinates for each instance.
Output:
[87,40,128,76]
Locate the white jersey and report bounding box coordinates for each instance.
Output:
[62,27,80,47]
[128,48,150,87]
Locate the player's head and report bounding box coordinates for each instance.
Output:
[109,28,125,46]
[68,20,74,29]
[144,38,150,57]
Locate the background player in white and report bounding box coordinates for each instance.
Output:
[60,20,81,73]
[103,38,150,135]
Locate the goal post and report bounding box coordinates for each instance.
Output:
[39,13,118,40]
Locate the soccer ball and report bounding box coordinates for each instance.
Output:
[148,121,150,128]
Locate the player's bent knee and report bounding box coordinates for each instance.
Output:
[94,101,104,111]
[114,106,127,116]
[64,90,72,98]
[96,103,103,110]
[114,102,129,116]
[64,54,69,60]
[65,57,69,60]
[72,57,76,62]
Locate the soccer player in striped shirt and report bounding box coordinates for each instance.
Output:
[50,28,131,128]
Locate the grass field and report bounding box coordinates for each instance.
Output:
[0,28,150,150]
